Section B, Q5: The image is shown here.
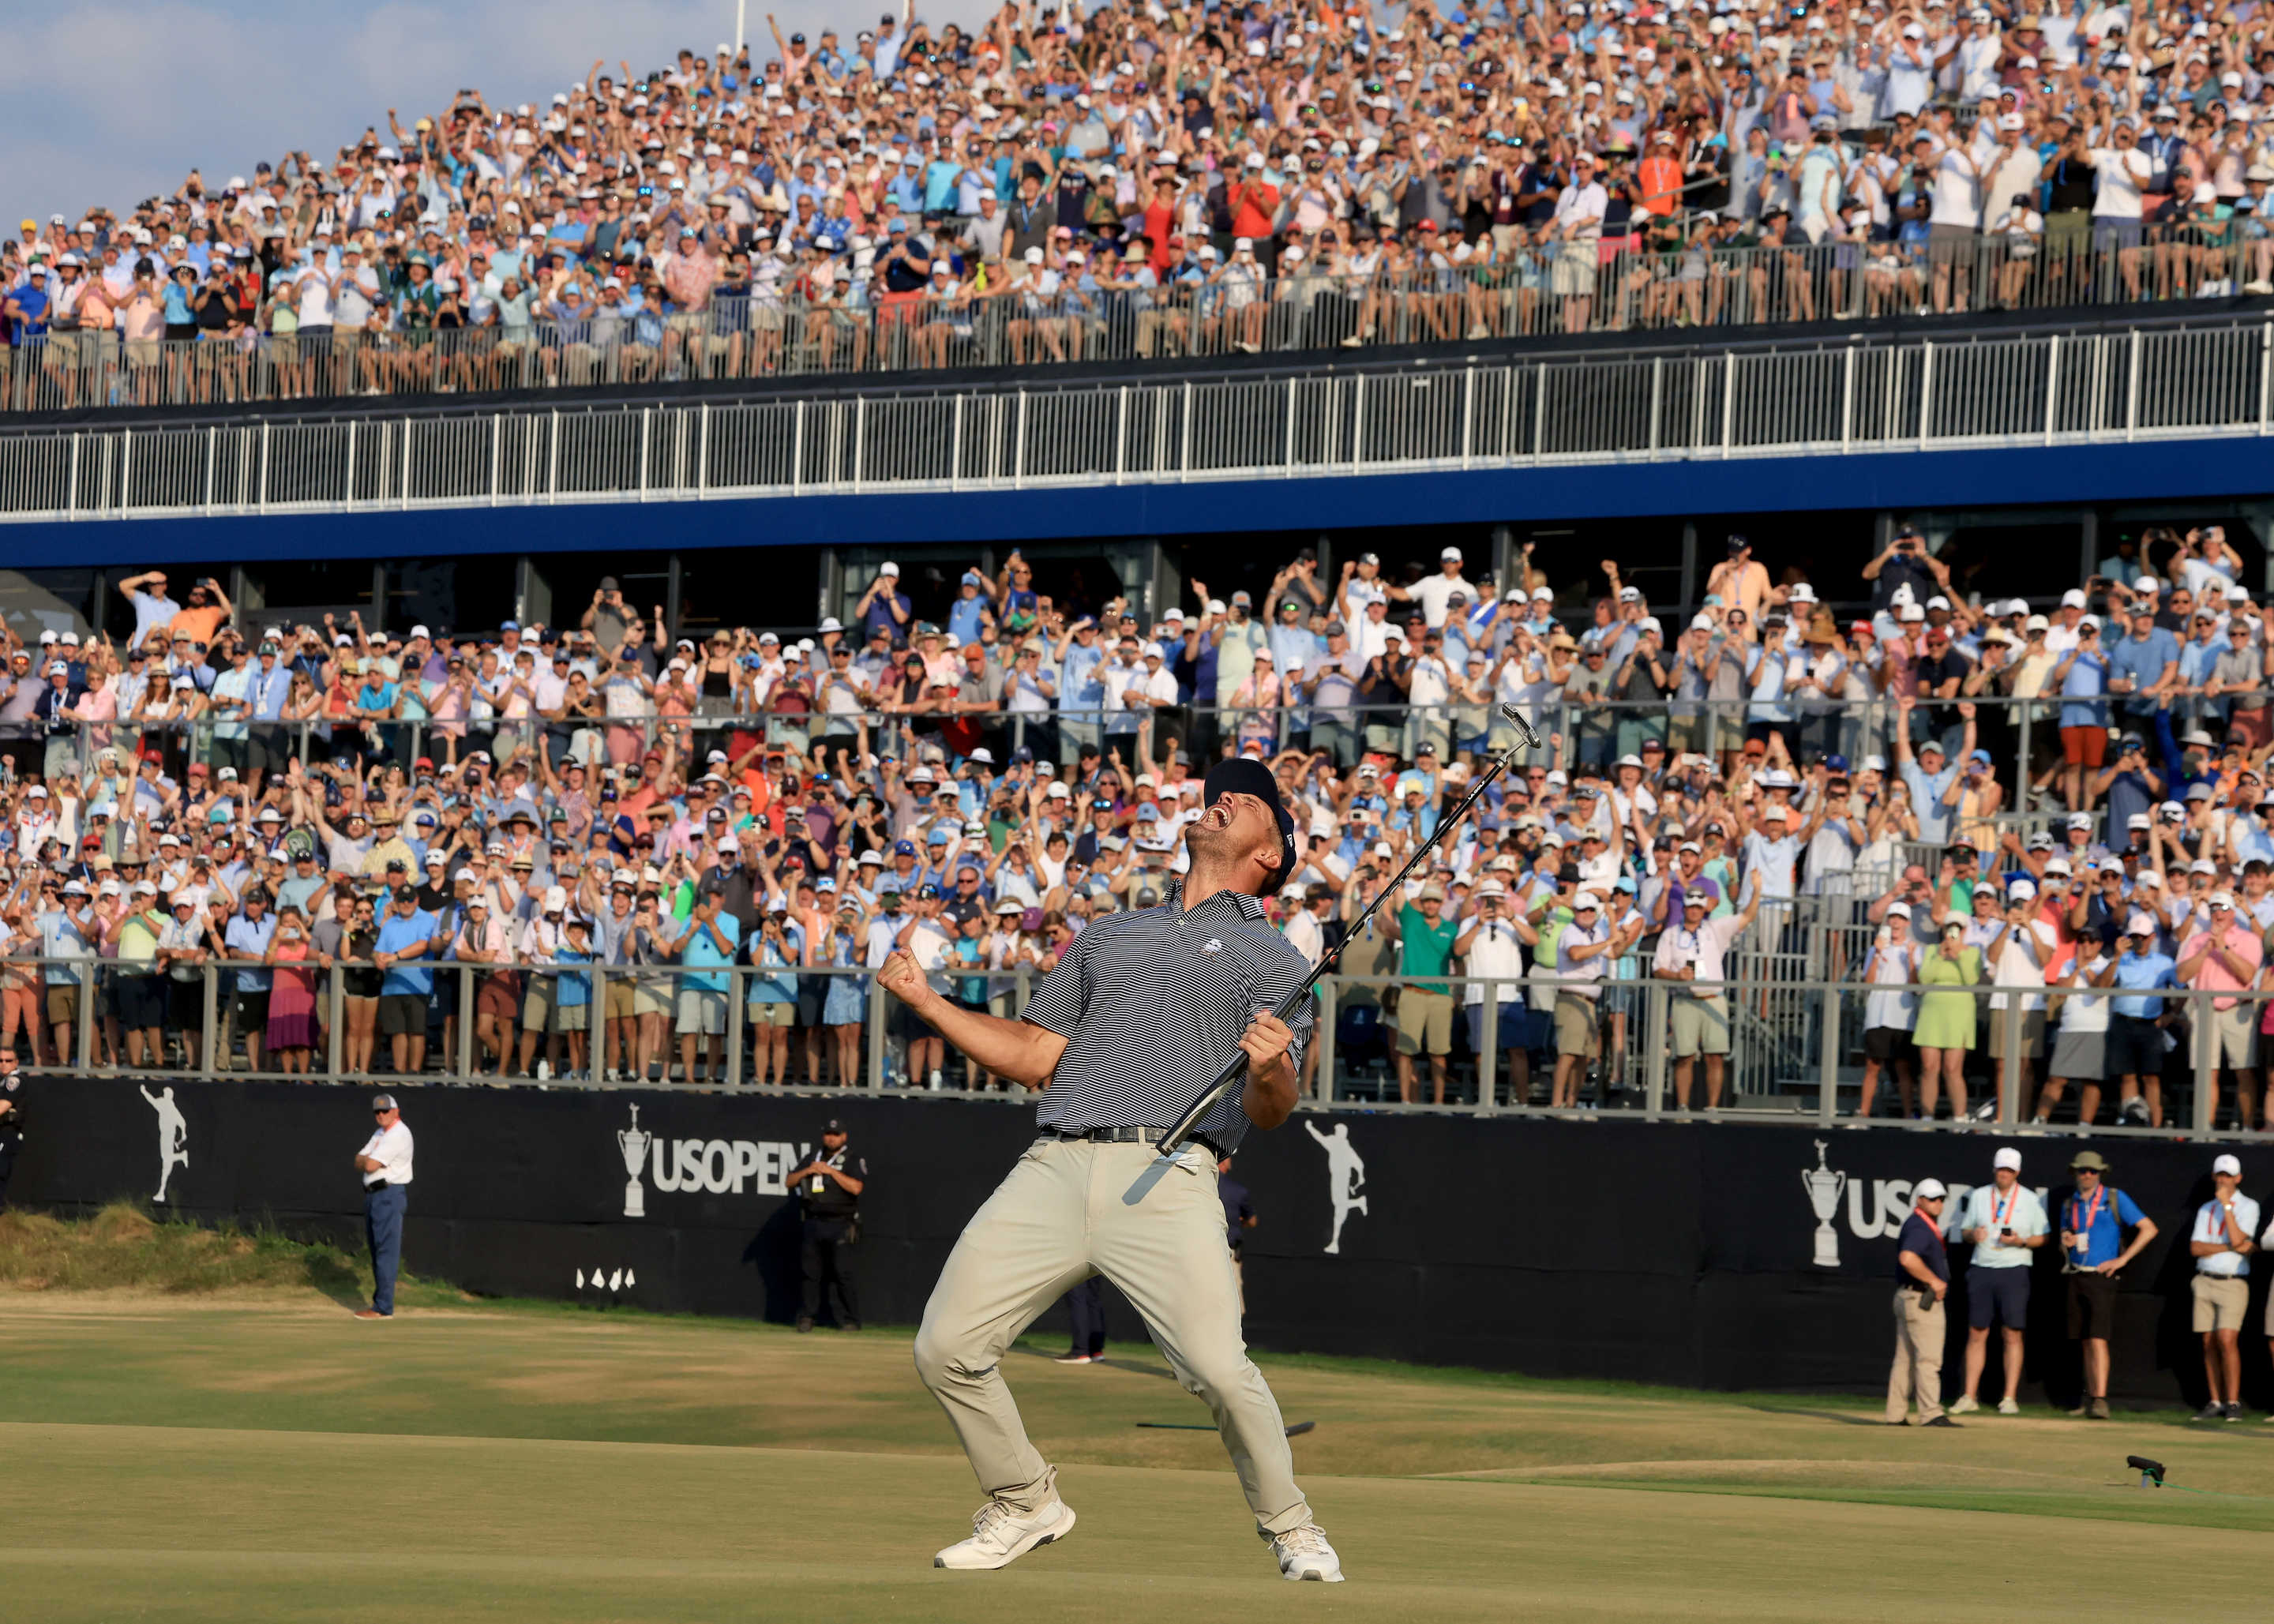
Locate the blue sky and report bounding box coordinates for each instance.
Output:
[1,0,987,227]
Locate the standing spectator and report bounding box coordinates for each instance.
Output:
[1379,881,1458,1105]
[1053,1277,1108,1366]
[1912,914,1983,1120]
[2177,893,2262,1132]
[1947,1147,2047,1417]
[1651,877,1761,1112]
[351,1092,413,1321]
[1888,1178,1957,1427]
[2057,1150,2156,1421]
[2187,1153,2257,1421]
[2097,913,2178,1127]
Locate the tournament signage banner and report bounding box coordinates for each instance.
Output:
[14,1077,2260,1401]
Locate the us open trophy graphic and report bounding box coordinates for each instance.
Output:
[1801,1139,1846,1268]
[617,1103,651,1218]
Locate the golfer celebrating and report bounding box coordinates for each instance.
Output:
[879,758,1342,1582]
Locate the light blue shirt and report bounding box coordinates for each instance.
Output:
[376,907,438,996]
[2110,949,2176,1018]
[224,913,276,992]
[677,909,741,992]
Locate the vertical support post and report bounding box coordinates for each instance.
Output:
[1818,985,1839,1127]
[201,963,220,1080]
[1315,978,1338,1103]
[1998,997,2022,1126]
[1477,981,1497,1116]
[1642,982,1665,1121]
[2193,988,2216,1136]
[458,965,475,1081]
[327,958,343,1078]
[726,966,745,1092]
[866,974,887,1091]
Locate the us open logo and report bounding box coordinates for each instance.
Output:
[613,1102,812,1217]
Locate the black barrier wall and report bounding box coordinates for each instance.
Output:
[16,1076,2272,1406]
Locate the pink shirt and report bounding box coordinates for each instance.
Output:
[2181,925,2263,1009]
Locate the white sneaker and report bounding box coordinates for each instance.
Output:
[1996,1397,2020,1416]
[1949,1394,1980,1415]
[933,1498,1076,1570]
[1266,1524,1344,1582]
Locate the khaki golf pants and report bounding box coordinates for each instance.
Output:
[914,1136,1313,1536]
[1886,1288,1947,1423]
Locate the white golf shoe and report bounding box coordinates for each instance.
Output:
[1266,1524,1345,1582]
[933,1498,1077,1570]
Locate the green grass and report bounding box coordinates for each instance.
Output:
[4,1207,2272,1618]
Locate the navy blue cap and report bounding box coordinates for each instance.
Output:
[1202,758,1296,892]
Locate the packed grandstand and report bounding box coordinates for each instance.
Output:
[0,526,2261,1131]
[7,0,2274,407]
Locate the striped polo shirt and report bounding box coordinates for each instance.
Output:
[1025,887,1314,1153]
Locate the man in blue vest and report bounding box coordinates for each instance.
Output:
[2058,1150,2156,1420]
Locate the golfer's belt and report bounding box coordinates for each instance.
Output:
[1045,1125,1225,1158]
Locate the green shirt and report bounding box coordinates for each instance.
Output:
[1397,902,1459,992]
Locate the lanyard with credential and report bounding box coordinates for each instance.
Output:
[2068,1185,2106,1265]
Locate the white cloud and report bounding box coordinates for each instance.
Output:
[1,0,986,225]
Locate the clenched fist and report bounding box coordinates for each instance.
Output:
[876,951,928,1007]
[1236,1011,1294,1074]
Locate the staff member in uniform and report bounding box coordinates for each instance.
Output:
[1219,1154,1257,1311]
[352,1093,414,1321]
[880,757,1342,1582]
[787,1117,865,1333]
[0,1046,23,1211]
[1889,1178,1957,1427]
[2189,1152,2257,1421]
[2058,1149,2156,1420]
[1949,1146,2047,1416]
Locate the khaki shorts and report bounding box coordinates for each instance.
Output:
[676,988,726,1036]
[520,977,555,1033]
[1554,991,1601,1058]
[2196,1004,2259,1071]
[2193,1273,2249,1333]
[605,978,635,1022]
[632,974,672,1018]
[45,984,80,1033]
[1394,986,1454,1056]
[1671,995,1731,1058]
[746,999,795,1028]
[1987,1008,2046,1061]
[554,1003,589,1033]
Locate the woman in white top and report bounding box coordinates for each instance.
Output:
[1860,902,1921,1117]
[2032,944,2110,1127]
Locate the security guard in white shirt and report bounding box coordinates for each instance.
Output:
[353,1093,415,1320]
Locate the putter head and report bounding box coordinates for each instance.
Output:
[1498,702,1542,750]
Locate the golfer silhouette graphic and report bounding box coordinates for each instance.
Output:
[1303,1121,1368,1255]
[140,1084,188,1204]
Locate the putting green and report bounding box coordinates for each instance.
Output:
[2,1294,2268,1620]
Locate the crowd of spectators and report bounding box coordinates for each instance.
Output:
[0,523,2271,1135]
[11,0,2274,408]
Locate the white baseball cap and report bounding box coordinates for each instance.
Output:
[1992,1146,2022,1172]
[2214,1153,2242,1176]
[1571,891,1602,912]
[1913,1179,1948,1201]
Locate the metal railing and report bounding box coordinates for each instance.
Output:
[18,949,2272,1140]
[6,235,2265,414]
[4,314,2269,524]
